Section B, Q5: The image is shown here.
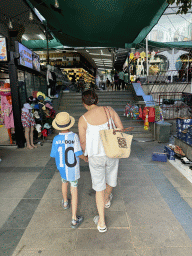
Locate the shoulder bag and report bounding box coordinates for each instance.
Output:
[99,107,134,158]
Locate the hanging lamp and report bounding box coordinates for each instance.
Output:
[55,0,59,8]
[29,10,33,21]
[8,19,13,29]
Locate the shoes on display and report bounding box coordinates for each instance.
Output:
[181,157,192,165]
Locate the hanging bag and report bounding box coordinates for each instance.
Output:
[99,107,134,158]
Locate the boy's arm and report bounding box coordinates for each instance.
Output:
[50,138,56,158]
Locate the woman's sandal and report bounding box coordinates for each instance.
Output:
[105,193,113,208]
[93,216,107,233]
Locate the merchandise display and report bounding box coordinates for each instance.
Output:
[0,83,15,144]
[21,91,56,144]
[176,118,192,146]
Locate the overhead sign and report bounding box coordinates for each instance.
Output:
[15,42,41,72]
[18,42,33,69]
[0,37,8,61]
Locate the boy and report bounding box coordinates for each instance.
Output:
[50,112,88,228]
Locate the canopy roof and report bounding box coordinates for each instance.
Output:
[26,0,168,48]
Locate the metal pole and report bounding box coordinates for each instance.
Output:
[46,23,49,65]
[146,35,149,82]
[8,51,25,148]
[128,51,130,86]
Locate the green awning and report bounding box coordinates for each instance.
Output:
[22,38,63,50]
[26,0,168,48]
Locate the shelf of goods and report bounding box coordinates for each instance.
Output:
[62,68,95,84]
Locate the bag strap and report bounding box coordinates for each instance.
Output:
[103,106,134,134]
[103,106,115,130]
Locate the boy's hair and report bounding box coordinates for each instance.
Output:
[82,90,98,106]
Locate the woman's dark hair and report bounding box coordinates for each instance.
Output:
[82,90,98,106]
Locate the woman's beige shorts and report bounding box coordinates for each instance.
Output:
[88,156,119,191]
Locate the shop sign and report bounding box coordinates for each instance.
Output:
[0,37,8,62]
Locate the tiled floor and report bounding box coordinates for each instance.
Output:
[1,141,192,256]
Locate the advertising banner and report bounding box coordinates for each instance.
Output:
[18,43,33,69]
[0,37,8,61]
[32,52,40,72]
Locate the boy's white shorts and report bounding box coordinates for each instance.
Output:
[88,156,119,191]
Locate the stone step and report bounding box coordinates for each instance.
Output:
[60,98,134,103]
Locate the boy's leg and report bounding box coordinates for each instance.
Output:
[96,190,105,228]
[62,181,68,203]
[71,185,78,220]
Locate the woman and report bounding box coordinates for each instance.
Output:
[78,90,123,232]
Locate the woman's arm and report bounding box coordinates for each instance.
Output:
[78,116,87,151]
[108,106,124,129]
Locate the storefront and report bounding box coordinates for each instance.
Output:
[0,40,56,147]
[128,50,168,82]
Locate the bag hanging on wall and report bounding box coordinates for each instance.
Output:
[99,107,134,158]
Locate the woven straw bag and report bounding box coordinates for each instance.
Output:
[99,107,134,158]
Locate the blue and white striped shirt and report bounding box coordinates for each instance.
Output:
[50,132,83,181]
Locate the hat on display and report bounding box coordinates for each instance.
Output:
[44,123,51,129]
[52,112,75,131]
[45,103,53,109]
[37,91,46,99]
[38,102,46,110]
[41,128,48,137]
[33,111,40,119]
[34,104,40,110]
[37,95,44,101]
[23,103,32,109]
[35,124,42,133]
[44,97,52,102]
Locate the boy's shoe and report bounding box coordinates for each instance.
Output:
[71,216,84,229]
[62,199,70,210]
[105,194,113,208]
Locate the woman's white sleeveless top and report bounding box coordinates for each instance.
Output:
[82,115,115,157]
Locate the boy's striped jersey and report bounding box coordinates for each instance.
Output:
[50,132,83,181]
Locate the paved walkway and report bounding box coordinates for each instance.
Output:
[1,140,192,256]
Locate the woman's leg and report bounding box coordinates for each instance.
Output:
[7,128,13,144]
[30,126,37,148]
[96,190,105,227]
[104,183,113,204]
[25,127,33,149]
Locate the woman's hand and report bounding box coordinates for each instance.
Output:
[83,156,89,162]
